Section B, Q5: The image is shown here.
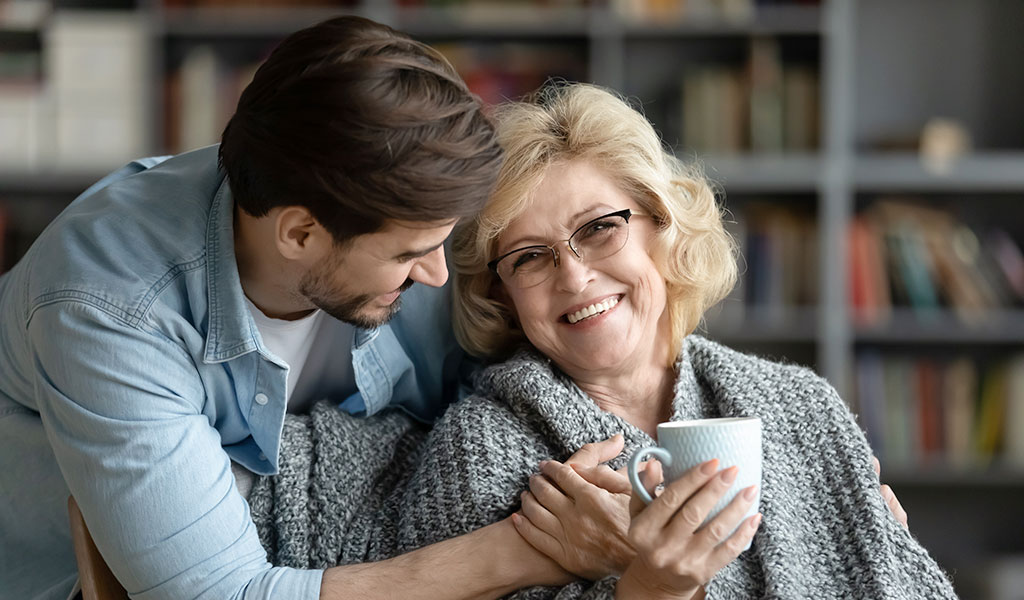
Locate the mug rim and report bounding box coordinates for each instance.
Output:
[657,417,760,429]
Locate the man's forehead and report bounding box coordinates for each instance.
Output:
[382,217,460,233]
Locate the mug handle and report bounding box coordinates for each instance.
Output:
[628,446,673,505]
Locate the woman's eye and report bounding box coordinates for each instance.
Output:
[580,220,617,239]
[512,251,546,270]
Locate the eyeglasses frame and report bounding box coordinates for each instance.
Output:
[487,208,642,285]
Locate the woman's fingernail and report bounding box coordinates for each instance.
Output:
[701,459,719,475]
[511,513,521,525]
[750,513,763,529]
[721,466,738,484]
[539,460,550,469]
[743,485,759,501]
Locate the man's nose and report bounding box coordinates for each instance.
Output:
[411,246,449,288]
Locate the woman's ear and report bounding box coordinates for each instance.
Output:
[490,279,520,328]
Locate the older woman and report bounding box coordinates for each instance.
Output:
[250,83,952,599]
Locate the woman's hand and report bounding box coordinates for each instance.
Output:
[873,456,908,529]
[616,459,761,600]
[511,434,642,579]
[512,457,636,579]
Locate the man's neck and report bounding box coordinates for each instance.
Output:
[234,205,314,321]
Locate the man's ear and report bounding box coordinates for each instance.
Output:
[275,206,326,260]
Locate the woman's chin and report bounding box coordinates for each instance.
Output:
[557,346,638,375]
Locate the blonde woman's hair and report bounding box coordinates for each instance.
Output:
[452,82,737,361]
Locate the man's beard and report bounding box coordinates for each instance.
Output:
[299,260,413,329]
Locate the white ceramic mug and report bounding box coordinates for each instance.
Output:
[628,417,762,538]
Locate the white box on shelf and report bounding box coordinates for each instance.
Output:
[41,9,151,171]
[44,11,149,93]
[0,83,42,172]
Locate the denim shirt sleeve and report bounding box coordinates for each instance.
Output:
[27,300,322,600]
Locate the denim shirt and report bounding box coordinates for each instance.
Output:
[0,146,464,600]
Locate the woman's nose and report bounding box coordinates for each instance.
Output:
[552,247,592,294]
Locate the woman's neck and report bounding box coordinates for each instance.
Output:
[569,358,676,439]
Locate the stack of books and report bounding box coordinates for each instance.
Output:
[725,203,818,318]
[848,200,1024,326]
[855,353,1024,470]
[681,37,819,154]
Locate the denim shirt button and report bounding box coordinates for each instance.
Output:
[254,393,269,406]
[258,452,267,461]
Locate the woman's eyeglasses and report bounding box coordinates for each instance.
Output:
[488,208,645,289]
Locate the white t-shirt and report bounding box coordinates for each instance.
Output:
[244,295,324,404]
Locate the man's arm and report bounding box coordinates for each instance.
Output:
[317,409,634,600]
[320,518,563,600]
[30,301,320,599]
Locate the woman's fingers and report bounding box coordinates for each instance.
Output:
[529,472,574,514]
[565,434,625,469]
[663,466,739,542]
[630,459,666,517]
[881,484,909,529]
[540,460,596,498]
[632,459,719,536]
[520,489,562,536]
[692,484,758,553]
[705,512,762,571]
[571,463,632,495]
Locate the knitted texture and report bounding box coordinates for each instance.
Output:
[249,335,958,599]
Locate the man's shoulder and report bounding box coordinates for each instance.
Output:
[20,147,225,322]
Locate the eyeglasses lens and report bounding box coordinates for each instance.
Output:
[497,213,631,288]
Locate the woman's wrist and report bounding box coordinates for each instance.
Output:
[615,563,698,600]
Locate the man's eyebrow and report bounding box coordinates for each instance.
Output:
[392,241,445,261]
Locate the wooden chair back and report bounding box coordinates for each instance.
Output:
[67,496,130,600]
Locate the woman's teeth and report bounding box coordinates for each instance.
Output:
[566,297,619,324]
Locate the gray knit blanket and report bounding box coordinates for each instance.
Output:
[249,335,958,599]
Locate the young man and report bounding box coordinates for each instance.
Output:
[0,16,588,600]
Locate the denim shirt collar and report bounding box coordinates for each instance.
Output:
[202,178,262,364]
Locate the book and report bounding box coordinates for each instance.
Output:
[782,65,819,151]
[943,357,977,467]
[916,359,944,462]
[883,357,913,466]
[849,216,891,325]
[748,36,784,153]
[855,351,886,457]
[975,365,1008,463]
[1005,356,1024,467]
[984,228,1024,303]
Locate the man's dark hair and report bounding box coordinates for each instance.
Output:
[219,16,502,243]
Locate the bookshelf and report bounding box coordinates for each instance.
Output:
[1,1,1022,596]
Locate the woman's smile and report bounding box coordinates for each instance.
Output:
[561,294,623,325]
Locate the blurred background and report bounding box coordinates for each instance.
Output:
[1,0,1022,597]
